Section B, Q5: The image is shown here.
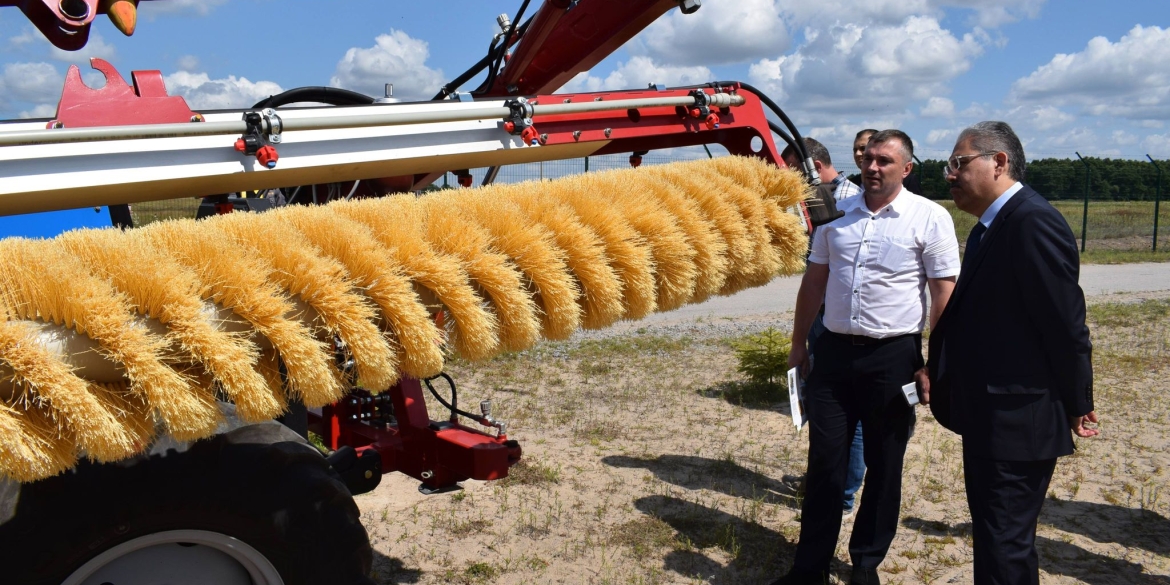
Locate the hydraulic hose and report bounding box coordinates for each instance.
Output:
[252,87,375,109]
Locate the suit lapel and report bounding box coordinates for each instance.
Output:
[939,186,1036,326]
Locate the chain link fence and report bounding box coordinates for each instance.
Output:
[131,147,1168,256]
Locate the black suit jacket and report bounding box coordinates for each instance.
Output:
[928,186,1094,461]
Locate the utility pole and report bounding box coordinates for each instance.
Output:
[1075,152,1091,253]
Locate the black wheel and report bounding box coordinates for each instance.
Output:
[0,423,373,585]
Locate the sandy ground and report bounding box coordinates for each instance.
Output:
[354,287,1170,585]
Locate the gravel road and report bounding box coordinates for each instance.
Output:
[579,262,1170,340]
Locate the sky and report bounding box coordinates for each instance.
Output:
[0,0,1168,233]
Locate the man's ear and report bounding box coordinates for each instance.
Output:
[903,160,914,179]
[813,159,826,173]
[994,152,1009,179]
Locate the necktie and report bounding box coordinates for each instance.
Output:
[964,222,988,264]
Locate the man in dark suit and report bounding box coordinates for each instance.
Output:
[921,121,1099,585]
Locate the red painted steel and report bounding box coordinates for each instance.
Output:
[52,58,197,128]
[484,0,679,97]
[308,378,521,491]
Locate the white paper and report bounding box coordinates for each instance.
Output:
[901,381,920,406]
[787,367,807,430]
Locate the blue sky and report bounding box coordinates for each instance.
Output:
[1,0,1168,179]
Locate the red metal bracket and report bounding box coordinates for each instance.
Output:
[52,58,197,129]
[308,377,521,491]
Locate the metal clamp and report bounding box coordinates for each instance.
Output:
[234,109,282,169]
[503,97,543,145]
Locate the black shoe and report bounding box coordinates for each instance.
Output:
[768,569,830,585]
[849,567,881,585]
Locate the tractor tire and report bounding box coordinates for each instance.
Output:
[0,422,374,585]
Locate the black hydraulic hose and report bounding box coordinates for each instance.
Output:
[768,120,798,158]
[423,373,485,424]
[252,87,375,109]
[475,0,533,95]
[433,50,497,100]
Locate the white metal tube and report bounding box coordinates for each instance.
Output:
[0,93,742,148]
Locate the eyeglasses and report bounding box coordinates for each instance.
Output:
[943,151,998,177]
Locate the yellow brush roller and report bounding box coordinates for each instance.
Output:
[134,221,343,407]
[332,197,499,363]
[452,185,582,341]
[267,204,444,381]
[55,228,283,422]
[418,192,541,353]
[208,211,399,392]
[505,191,625,330]
[0,239,221,441]
[0,156,809,482]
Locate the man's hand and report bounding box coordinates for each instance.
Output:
[914,367,930,404]
[788,343,811,379]
[1070,411,1100,438]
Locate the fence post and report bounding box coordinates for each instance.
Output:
[703,145,714,159]
[912,154,924,190]
[584,156,589,172]
[1150,155,1163,253]
[1075,152,1090,253]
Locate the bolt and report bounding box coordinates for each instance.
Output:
[563,98,572,103]
[604,128,612,138]
[189,114,204,123]
[572,130,582,140]
[364,470,373,479]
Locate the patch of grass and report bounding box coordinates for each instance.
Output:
[461,561,500,583]
[1080,249,1170,264]
[568,335,692,360]
[306,431,331,455]
[495,458,561,487]
[610,517,679,560]
[1088,299,1170,328]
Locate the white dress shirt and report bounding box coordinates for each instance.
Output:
[809,188,961,338]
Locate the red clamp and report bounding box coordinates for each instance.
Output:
[705,113,720,130]
[457,173,474,188]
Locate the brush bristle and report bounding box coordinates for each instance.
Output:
[0,156,807,482]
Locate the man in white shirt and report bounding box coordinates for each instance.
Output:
[773,130,960,585]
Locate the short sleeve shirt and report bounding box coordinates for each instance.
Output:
[808,188,960,338]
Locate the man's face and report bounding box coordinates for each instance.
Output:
[853,133,873,170]
[861,140,910,198]
[783,153,800,173]
[946,137,998,215]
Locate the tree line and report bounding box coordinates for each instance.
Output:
[848,157,1169,201]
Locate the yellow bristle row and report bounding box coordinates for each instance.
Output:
[0,156,808,482]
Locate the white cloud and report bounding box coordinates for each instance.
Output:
[1111,130,1137,146]
[557,56,712,93]
[19,103,56,119]
[748,16,984,120]
[177,55,200,72]
[48,33,115,64]
[1142,134,1170,157]
[920,97,955,117]
[1010,25,1170,120]
[927,128,957,144]
[162,71,282,110]
[936,0,1045,28]
[959,102,988,118]
[331,30,445,102]
[1007,105,1074,131]
[1,61,63,104]
[634,0,790,66]
[1041,127,1097,150]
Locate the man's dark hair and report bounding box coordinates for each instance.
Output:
[781,137,831,167]
[803,137,831,167]
[868,129,914,163]
[855,128,878,141]
[957,121,1027,182]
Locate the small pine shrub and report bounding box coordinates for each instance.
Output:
[732,328,791,390]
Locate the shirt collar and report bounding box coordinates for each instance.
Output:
[845,186,907,216]
[979,182,1023,227]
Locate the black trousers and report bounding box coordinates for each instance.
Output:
[963,451,1057,585]
[792,332,919,573]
